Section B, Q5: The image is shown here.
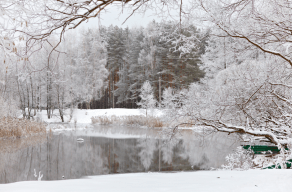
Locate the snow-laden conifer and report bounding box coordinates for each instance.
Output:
[137,81,156,117]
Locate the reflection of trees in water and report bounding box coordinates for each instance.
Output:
[0,134,46,183]
[114,139,143,173]
[0,139,46,183]
[179,132,240,169]
[137,138,157,170]
[0,134,109,183]
[73,137,108,177]
[161,139,179,165]
[0,131,240,183]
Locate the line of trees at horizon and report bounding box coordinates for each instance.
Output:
[0,20,206,121]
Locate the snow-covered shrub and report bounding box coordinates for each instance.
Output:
[221,146,254,170]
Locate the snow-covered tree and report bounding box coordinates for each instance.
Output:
[137,81,157,117]
[169,59,292,168]
[196,0,292,68]
[162,87,175,109]
[146,0,292,168]
[161,87,187,119]
[74,29,108,109]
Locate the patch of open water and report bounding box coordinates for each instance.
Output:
[0,125,240,183]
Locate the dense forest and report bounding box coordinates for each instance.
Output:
[0,21,206,120]
[94,21,206,109]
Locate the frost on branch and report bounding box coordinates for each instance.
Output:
[167,60,292,168]
[199,0,292,67]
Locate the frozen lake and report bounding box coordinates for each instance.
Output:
[0,125,240,183]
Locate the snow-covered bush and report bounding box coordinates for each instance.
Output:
[137,81,157,117]
[221,146,254,170]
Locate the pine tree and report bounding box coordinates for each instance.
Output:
[127,27,146,104]
[106,26,127,108]
[114,27,131,107]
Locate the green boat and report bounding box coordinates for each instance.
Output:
[242,145,291,169]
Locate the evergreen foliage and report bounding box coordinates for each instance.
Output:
[93,21,206,109]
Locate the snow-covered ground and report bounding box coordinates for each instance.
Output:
[1,170,291,192]
[38,108,162,124]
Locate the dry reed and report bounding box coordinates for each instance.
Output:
[0,117,46,139]
[91,115,164,128]
[91,115,114,125]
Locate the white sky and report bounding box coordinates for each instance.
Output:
[76,1,207,31]
[79,5,160,30]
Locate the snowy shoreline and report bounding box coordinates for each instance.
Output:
[3,109,290,191]
[1,169,291,192]
[39,108,162,124]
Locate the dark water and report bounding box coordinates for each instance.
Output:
[0,126,240,183]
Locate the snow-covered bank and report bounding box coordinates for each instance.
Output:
[39,108,163,124]
[1,170,291,192]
